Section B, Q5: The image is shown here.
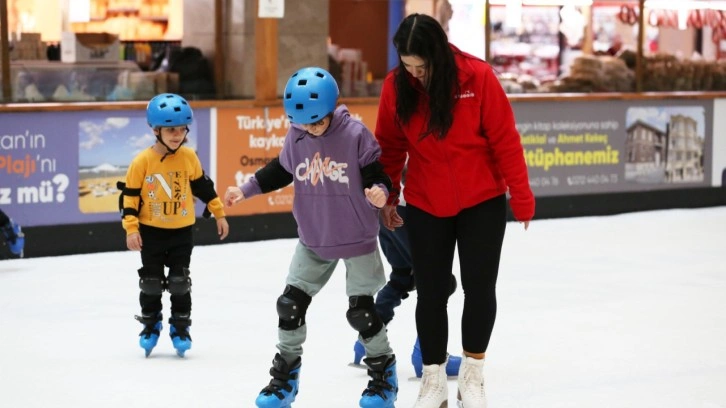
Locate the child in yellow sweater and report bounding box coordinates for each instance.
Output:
[120,93,229,357]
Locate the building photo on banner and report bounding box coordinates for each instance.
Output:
[515,98,713,196]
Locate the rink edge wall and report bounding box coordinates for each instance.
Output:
[15,187,726,259]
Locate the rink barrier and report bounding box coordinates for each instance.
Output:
[17,186,726,259]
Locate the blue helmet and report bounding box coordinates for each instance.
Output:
[146,93,193,127]
[283,67,339,124]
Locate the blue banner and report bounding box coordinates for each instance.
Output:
[0,109,210,227]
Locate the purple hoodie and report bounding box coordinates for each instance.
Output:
[241,105,387,260]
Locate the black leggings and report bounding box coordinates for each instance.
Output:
[406,194,506,365]
[138,225,194,316]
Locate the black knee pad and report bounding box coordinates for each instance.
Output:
[277,285,312,330]
[346,295,383,339]
[167,267,191,295]
[138,266,165,295]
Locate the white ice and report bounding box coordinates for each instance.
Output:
[1,207,725,408]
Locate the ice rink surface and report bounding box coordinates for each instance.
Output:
[1,207,725,408]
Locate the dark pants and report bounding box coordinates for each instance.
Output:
[138,224,194,316]
[0,209,9,226]
[378,206,412,270]
[406,195,506,365]
[375,206,414,324]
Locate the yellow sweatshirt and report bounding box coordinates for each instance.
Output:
[122,145,225,235]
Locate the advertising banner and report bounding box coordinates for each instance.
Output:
[216,106,293,215]
[513,99,713,196]
[2,98,717,228]
[0,109,210,227]
[214,104,380,216]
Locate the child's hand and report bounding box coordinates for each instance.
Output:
[224,186,245,206]
[126,232,142,251]
[365,186,386,208]
[217,217,229,240]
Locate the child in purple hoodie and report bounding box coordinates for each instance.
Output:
[224,67,398,408]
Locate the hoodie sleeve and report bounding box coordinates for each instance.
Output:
[479,64,535,221]
[357,123,382,167]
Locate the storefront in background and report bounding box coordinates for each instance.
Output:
[6,0,726,104]
[449,0,726,93]
[7,0,182,42]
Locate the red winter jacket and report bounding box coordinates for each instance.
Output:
[375,45,535,222]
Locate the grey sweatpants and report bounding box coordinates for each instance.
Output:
[277,241,393,363]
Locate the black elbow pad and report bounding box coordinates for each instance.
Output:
[190,172,218,203]
[117,181,141,218]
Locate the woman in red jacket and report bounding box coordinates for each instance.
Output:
[375,13,535,408]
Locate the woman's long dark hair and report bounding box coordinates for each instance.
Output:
[392,13,459,139]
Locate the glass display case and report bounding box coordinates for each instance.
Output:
[6,60,177,103]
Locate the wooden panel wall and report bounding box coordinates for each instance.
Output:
[329,0,389,79]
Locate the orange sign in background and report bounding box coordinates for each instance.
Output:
[216,107,294,215]
[346,103,380,130]
[215,103,381,216]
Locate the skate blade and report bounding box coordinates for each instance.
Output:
[176,350,186,358]
[348,362,367,369]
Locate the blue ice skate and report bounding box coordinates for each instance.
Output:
[359,354,398,408]
[256,353,301,408]
[353,339,366,365]
[169,314,192,357]
[412,338,461,378]
[1,219,24,258]
[135,314,162,357]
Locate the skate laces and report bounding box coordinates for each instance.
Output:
[460,359,485,399]
[169,315,191,341]
[361,367,396,399]
[260,374,297,398]
[135,315,161,338]
[416,365,446,403]
[260,357,300,399]
[170,325,191,341]
[139,324,159,338]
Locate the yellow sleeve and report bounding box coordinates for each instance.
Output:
[206,197,226,219]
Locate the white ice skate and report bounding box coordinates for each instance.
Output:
[412,358,448,408]
[456,356,487,407]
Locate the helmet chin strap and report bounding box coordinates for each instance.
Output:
[155,132,187,162]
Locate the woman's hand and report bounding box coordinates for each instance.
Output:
[380,205,404,231]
